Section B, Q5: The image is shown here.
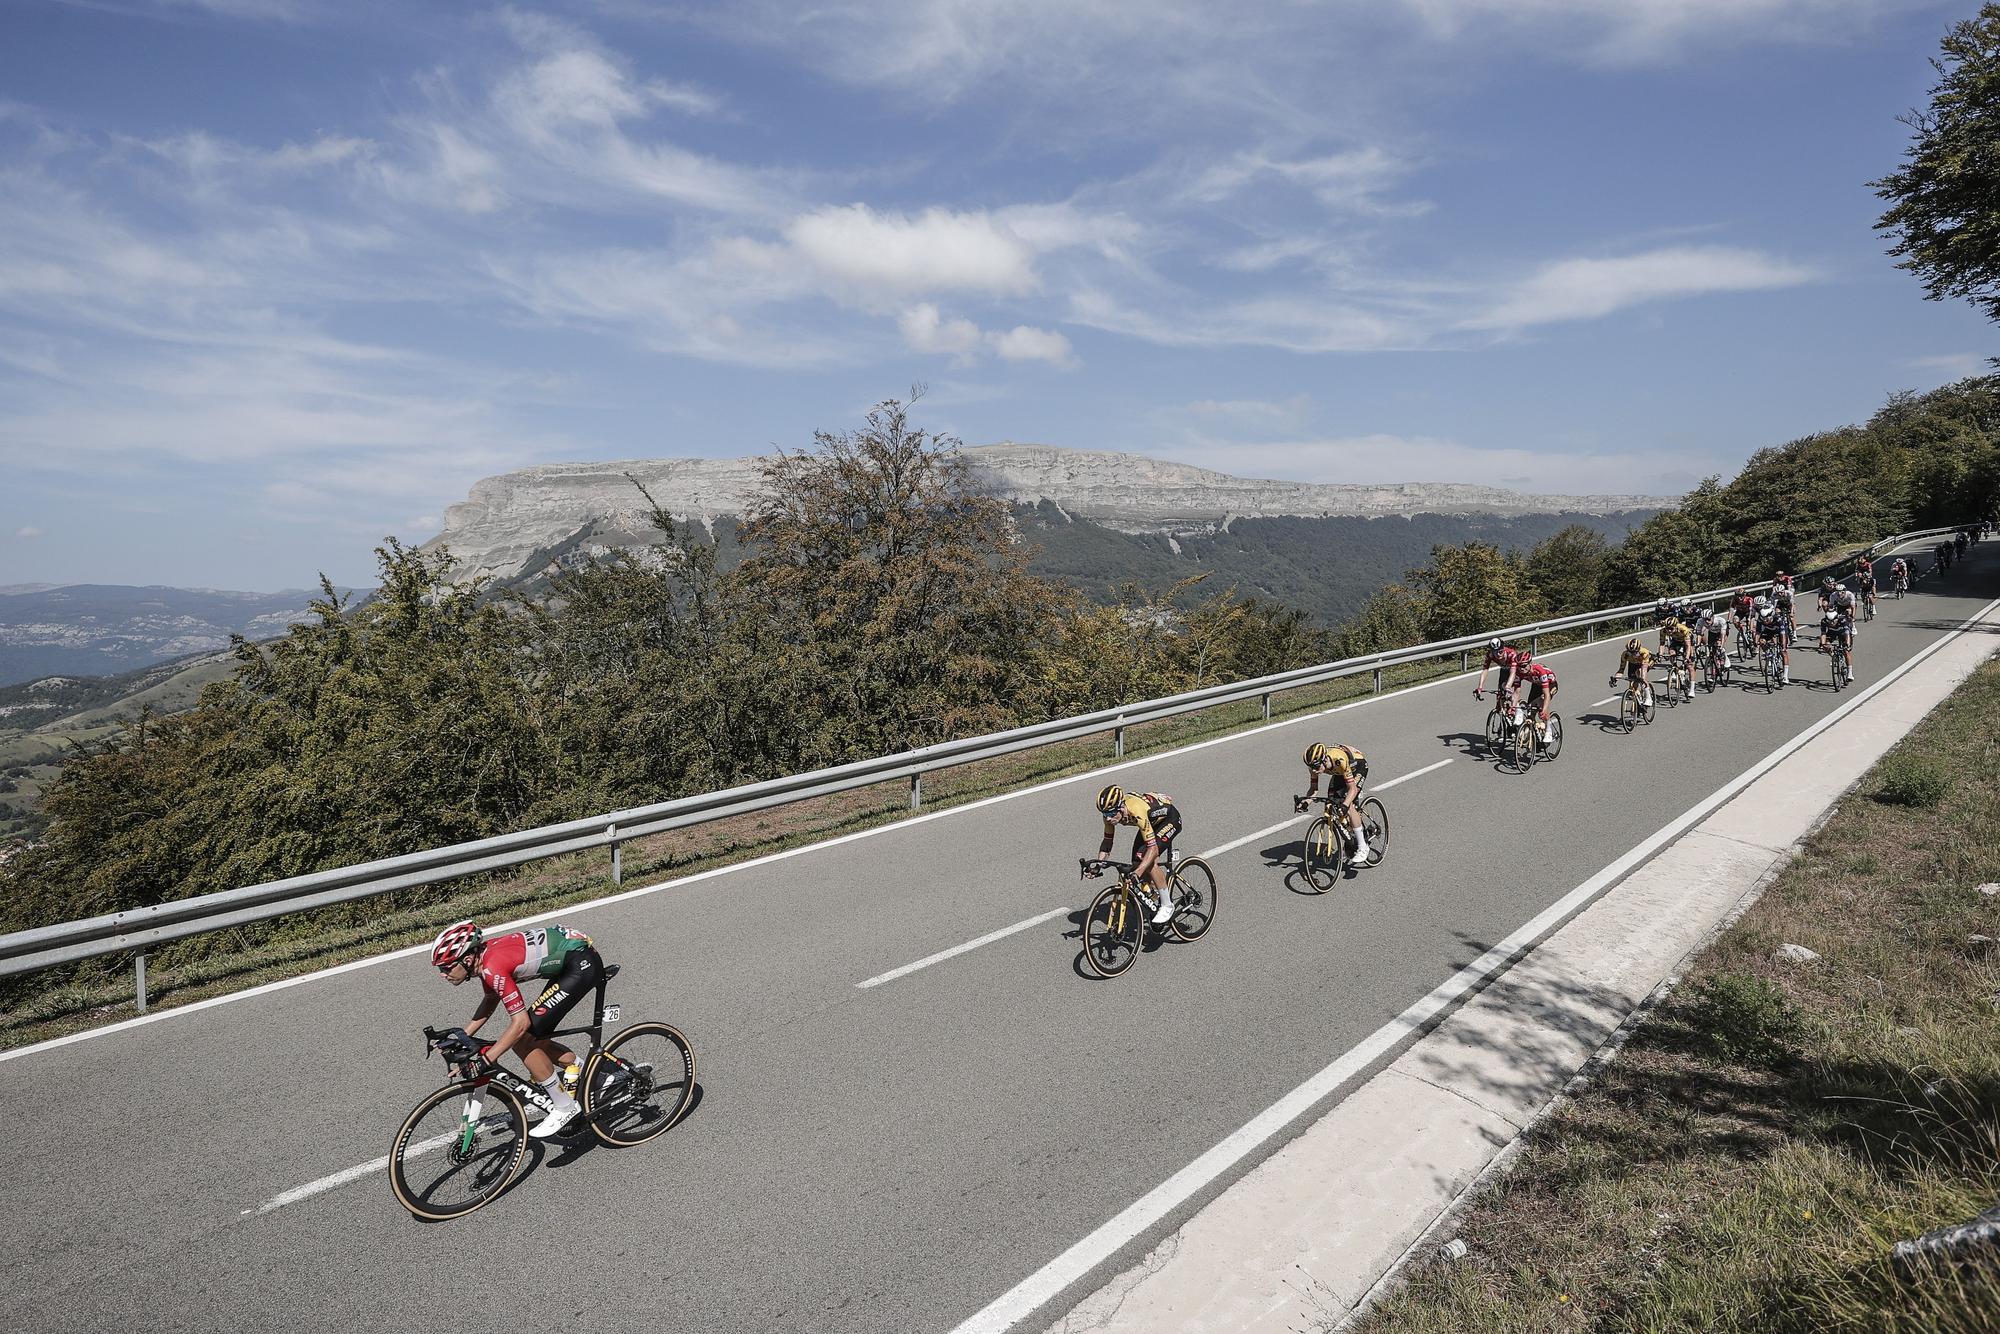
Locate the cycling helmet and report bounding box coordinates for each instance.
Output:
[1626,637,1641,651]
[1517,648,1534,664]
[1486,637,1502,652]
[1821,576,1835,589]
[431,920,483,970]
[1304,742,1330,768]
[1654,597,1668,611]
[1095,783,1124,814]
[1754,595,1770,611]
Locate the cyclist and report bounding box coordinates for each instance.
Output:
[1770,572,1797,645]
[1753,596,1788,684]
[1891,556,1910,594]
[1820,603,1854,680]
[1833,580,1859,627]
[1936,540,1953,573]
[1295,742,1371,863]
[1609,637,1654,712]
[1090,784,1183,925]
[1657,611,1695,699]
[1855,558,1876,616]
[432,921,603,1140]
[1816,575,1840,615]
[1730,587,1756,647]
[1696,605,1729,679]
[1519,652,1558,742]
[1472,637,1527,706]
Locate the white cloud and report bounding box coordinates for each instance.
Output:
[899,303,985,360]
[1903,353,1992,380]
[785,205,1041,298]
[989,324,1074,366]
[1187,396,1313,429]
[15,526,42,539]
[1464,246,1816,331]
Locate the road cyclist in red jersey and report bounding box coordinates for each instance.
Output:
[1519,650,1559,743]
[1472,637,1527,708]
[432,921,607,1139]
[1730,587,1756,652]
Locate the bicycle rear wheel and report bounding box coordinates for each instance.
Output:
[1082,883,1143,977]
[1301,815,1341,893]
[1168,856,1218,941]
[389,1080,528,1221]
[585,1022,696,1147]
[1543,715,1564,760]
[1359,798,1389,865]
[1509,723,1533,773]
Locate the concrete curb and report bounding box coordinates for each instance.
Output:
[1043,602,2000,1334]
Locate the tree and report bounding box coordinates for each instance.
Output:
[1523,525,1611,614]
[1874,5,2000,322]
[1407,542,1545,641]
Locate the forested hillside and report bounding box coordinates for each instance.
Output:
[3,377,1994,966]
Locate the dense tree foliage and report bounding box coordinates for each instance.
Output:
[1875,4,2000,323]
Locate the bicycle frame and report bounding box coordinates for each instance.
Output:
[424,971,624,1103]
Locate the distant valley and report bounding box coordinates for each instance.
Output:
[0,585,346,688]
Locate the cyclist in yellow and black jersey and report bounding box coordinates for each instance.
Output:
[1609,638,1654,710]
[1295,742,1371,862]
[1090,785,1183,925]
[1657,616,1695,698]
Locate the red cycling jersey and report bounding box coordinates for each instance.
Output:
[1522,662,1557,690]
[475,925,592,1016]
[1485,645,1525,680]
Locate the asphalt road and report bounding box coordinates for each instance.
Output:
[3,538,1992,1334]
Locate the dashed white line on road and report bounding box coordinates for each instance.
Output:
[1590,696,1620,708]
[856,908,1072,989]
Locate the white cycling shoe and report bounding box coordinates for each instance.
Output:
[530,1098,583,1140]
[1149,892,1176,926]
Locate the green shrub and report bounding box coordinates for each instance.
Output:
[1874,755,1951,808]
[1683,972,1804,1062]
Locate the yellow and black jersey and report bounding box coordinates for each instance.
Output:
[1658,622,1693,654]
[1309,745,1366,781]
[1107,792,1179,846]
[1618,645,1653,674]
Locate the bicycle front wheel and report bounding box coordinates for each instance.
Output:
[1484,707,1506,755]
[1168,856,1218,942]
[585,1021,696,1147]
[1509,722,1533,773]
[1359,798,1389,865]
[1543,714,1564,760]
[1618,691,1634,733]
[1082,883,1143,977]
[1301,815,1341,893]
[389,1080,528,1221]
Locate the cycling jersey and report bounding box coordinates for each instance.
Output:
[1701,617,1726,642]
[477,925,595,1017]
[1111,792,1180,848]
[1617,646,1652,676]
[1822,614,1853,644]
[1522,662,1557,694]
[1658,622,1693,654]
[1754,612,1784,641]
[1309,745,1367,782]
[1732,595,1755,618]
[1834,588,1857,613]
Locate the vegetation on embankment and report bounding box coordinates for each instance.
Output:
[1351,655,2000,1334]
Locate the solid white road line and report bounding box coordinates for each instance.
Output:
[946,593,2000,1334]
[1590,696,1620,708]
[856,909,1071,990]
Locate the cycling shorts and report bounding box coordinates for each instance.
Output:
[1132,803,1181,859]
[525,947,604,1040]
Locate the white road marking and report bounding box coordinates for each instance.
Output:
[241,1114,515,1217]
[1590,696,1620,708]
[857,759,1457,988]
[946,592,2000,1334]
[856,909,1071,989]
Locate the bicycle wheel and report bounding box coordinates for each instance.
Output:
[1301,815,1341,893]
[585,1021,696,1147]
[1484,707,1506,755]
[1359,798,1389,865]
[1543,714,1564,760]
[1510,721,1533,772]
[1618,691,1634,733]
[1082,883,1143,977]
[1168,856,1217,941]
[389,1080,529,1221]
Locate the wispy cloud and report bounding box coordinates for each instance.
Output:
[1463,246,1817,331]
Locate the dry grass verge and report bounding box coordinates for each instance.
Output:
[1353,655,2000,1333]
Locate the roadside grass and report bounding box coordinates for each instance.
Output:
[1,628,1620,1051]
[1352,654,2000,1334]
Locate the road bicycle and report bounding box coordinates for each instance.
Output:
[1860,587,1876,622]
[1756,638,1785,691]
[389,964,695,1221]
[1821,636,1852,691]
[1482,687,1520,758]
[1293,791,1390,892]
[1507,708,1563,773]
[1892,572,1907,599]
[1612,676,1654,732]
[1078,852,1218,978]
[1658,653,1692,706]
[1691,642,1728,692]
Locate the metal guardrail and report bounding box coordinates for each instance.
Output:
[0,522,1976,1004]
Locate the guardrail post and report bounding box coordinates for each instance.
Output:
[135,954,148,1013]
[1586,625,1594,643]
[1460,650,1469,671]
[608,822,621,886]
[1531,634,1539,654]
[1114,726,1125,759]
[910,773,922,810]
[1372,668,1383,693]
[1260,693,1271,720]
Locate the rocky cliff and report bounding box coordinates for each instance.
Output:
[425,442,1673,585]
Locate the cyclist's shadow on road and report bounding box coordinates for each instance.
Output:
[1435,732,1516,772]
[1256,836,1359,895]
[1062,904,1173,979]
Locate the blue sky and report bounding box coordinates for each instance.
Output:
[0,0,1991,590]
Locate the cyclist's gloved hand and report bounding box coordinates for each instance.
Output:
[1292,795,1308,814]
[1472,687,1484,700]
